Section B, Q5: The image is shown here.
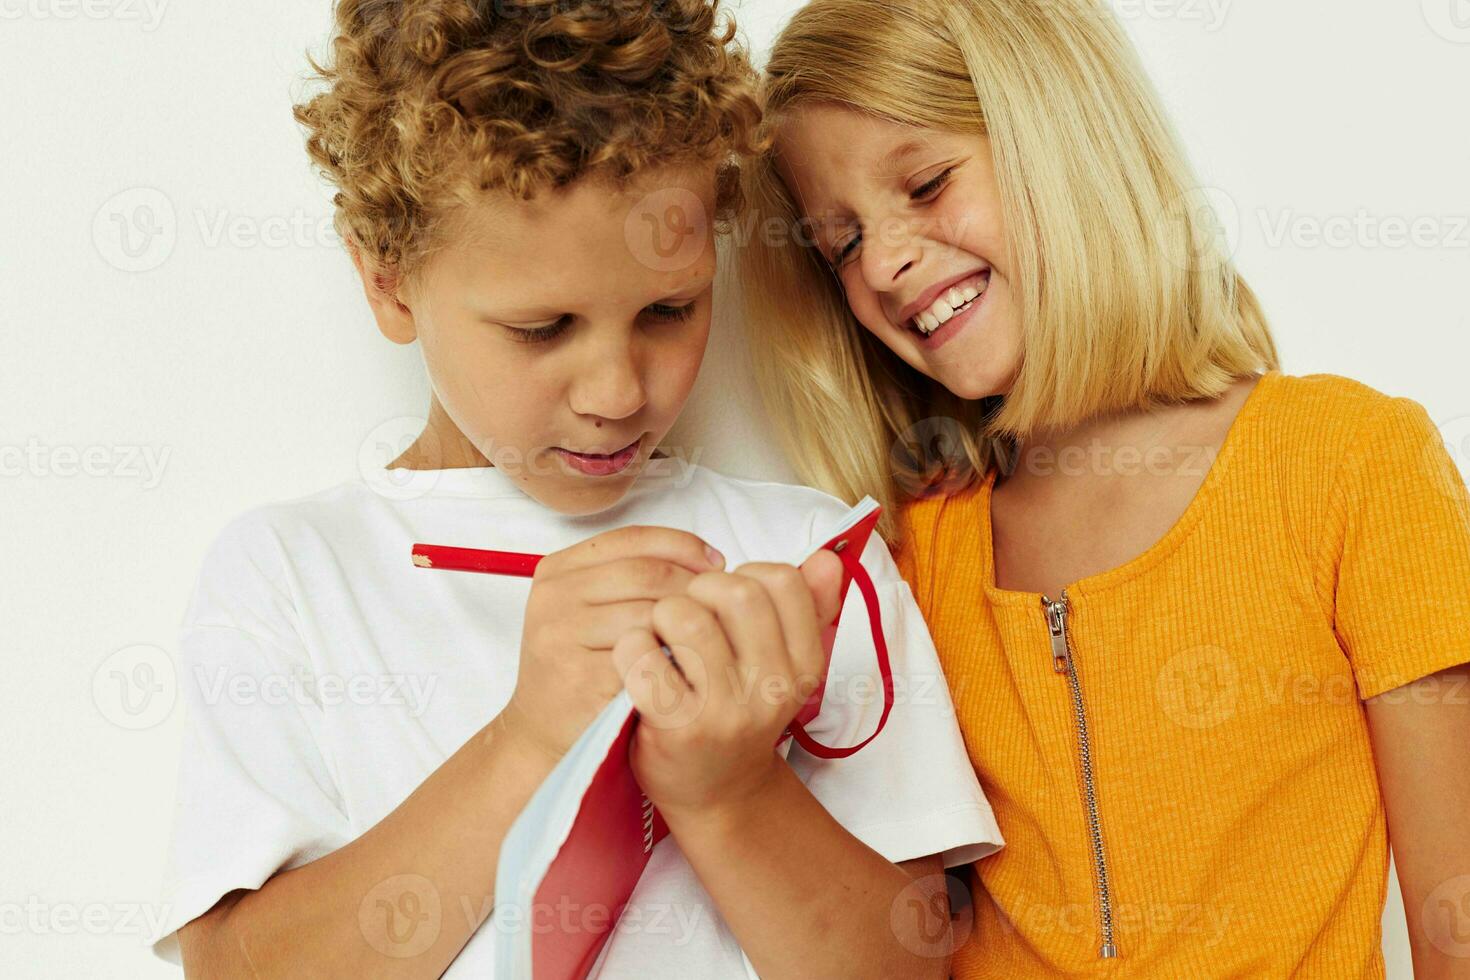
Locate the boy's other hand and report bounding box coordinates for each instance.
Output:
[502,526,725,764]
[612,547,848,816]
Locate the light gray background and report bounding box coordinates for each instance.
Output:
[2,0,1467,975]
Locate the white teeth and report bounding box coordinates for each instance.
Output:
[907,273,990,335]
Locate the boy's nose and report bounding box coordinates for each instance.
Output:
[569,351,647,422]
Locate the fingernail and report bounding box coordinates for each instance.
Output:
[706,546,725,568]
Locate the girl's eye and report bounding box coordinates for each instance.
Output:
[646,302,696,322]
[833,233,861,267]
[911,166,955,201]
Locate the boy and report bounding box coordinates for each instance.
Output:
[149,1,1001,975]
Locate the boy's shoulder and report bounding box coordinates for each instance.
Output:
[186,477,388,602]
[204,477,371,551]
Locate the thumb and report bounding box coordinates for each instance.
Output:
[800,549,846,626]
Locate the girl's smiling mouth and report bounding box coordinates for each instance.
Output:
[897,269,991,350]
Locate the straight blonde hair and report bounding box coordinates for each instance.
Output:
[737,0,1279,545]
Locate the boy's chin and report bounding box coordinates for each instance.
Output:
[523,467,643,517]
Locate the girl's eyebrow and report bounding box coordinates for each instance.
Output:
[876,138,930,176]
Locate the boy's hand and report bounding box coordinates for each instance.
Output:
[612,549,845,816]
[503,526,726,763]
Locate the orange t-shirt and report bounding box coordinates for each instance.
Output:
[895,371,1470,977]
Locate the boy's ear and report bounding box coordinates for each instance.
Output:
[348,242,417,345]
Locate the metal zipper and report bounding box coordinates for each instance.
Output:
[1042,590,1118,959]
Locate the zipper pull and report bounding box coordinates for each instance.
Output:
[1042,593,1071,674]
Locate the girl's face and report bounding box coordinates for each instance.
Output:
[358,163,716,516]
[774,104,1022,401]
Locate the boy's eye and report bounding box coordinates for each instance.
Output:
[511,317,570,344]
[509,303,694,344]
[911,166,955,201]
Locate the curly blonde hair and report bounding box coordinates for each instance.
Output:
[293,0,762,287]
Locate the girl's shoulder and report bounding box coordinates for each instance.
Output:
[1242,370,1454,503]
[891,370,1459,598]
[1252,370,1422,444]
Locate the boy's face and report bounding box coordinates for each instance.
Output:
[360,163,717,516]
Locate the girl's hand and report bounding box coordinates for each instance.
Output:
[611,550,845,816]
[503,526,726,763]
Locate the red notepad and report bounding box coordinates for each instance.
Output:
[412,497,893,978]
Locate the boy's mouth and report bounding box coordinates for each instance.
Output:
[554,435,643,477]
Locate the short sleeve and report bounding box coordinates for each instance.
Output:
[785,528,1003,869]
[148,518,353,964]
[1331,396,1470,700]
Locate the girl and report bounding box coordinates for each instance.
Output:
[737,0,1470,976]
[147,1,1002,977]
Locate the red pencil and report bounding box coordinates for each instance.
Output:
[411,543,543,577]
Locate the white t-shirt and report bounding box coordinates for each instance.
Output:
[149,455,1003,977]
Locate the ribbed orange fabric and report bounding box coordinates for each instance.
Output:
[895,371,1470,977]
